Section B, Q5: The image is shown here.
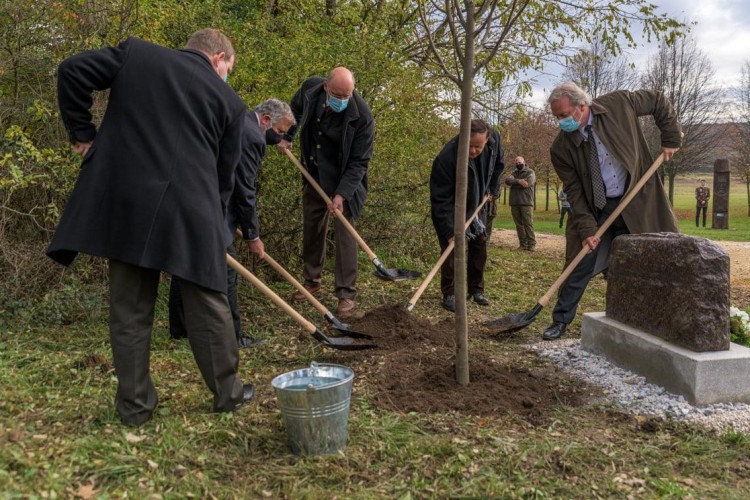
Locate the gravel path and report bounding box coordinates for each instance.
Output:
[532,339,750,433]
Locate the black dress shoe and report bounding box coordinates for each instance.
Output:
[237,334,267,348]
[471,293,490,306]
[542,322,567,341]
[442,295,456,312]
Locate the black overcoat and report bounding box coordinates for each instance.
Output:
[228,111,266,240]
[430,129,504,247]
[285,77,374,219]
[48,37,246,292]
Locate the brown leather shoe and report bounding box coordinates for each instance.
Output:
[291,283,321,302]
[336,298,356,315]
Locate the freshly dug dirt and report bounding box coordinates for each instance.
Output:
[335,304,594,423]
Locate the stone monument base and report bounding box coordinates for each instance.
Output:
[581,312,750,406]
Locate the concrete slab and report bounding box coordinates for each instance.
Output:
[581,312,750,406]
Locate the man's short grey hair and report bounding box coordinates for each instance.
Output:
[185,28,235,60]
[254,98,296,126]
[547,81,593,107]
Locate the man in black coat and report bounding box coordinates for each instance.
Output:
[169,99,296,348]
[48,29,254,426]
[278,67,374,316]
[430,119,504,312]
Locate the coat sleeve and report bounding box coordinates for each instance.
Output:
[57,38,132,143]
[284,83,305,142]
[217,109,245,218]
[629,89,682,148]
[526,169,536,187]
[551,144,598,242]
[335,114,374,202]
[232,124,265,239]
[430,154,456,243]
[488,133,504,197]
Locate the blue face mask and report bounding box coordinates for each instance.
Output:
[223,73,228,83]
[558,115,580,132]
[327,95,349,113]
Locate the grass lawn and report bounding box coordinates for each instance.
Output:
[494,174,750,242]
[2,224,750,497]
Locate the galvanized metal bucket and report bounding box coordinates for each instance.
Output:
[271,361,354,455]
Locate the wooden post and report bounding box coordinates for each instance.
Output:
[712,159,730,230]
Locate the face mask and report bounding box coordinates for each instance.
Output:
[327,95,349,113]
[558,115,580,132]
[515,163,524,169]
[223,73,228,82]
[265,128,283,145]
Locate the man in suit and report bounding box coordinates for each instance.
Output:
[542,81,681,341]
[48,29,254,425]
[278,67,374,316]
[695,179,710,227]
[169,99,296,347]
[430,119,504,312]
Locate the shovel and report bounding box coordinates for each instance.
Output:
[485,153,666,334]
[227,254,376,350]
[260,250,374,340]
[406,194,491,311]
[282,148,420,281]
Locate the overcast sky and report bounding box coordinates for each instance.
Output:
[526,0,750,109]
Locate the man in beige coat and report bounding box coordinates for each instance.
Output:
[542,82,681,340]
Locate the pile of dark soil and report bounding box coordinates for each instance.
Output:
[332,304,594,423]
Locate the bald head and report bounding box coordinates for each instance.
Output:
[325,67,355,98]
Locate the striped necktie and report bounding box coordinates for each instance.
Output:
[585,125,607,210]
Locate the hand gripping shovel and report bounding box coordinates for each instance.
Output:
[226,254,376,350]
[282,148,420,281]
[485,153,666,334]
[406,195,491,311]
[260,251,375,342]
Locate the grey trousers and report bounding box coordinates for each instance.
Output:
[511,205,536,249]
[302,184,357,299]
[109,260,244,425]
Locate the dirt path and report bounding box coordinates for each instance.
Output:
[491,228,750,304]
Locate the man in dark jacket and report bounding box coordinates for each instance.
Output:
[278,67,374,316]
[695,179,710,227]
[48,29,254,426]
[430,119,504,312]
[542,81,681,341]
[505,156,536,251]
[169,99,296,348]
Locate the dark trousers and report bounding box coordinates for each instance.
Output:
[110,260,243,425]
[696,206,707,227]
[439,234,487,296]
[552,197,629,324]
[486,199,498,238]
[302,184,357,299]
[511,205,535,249]
[170,245,241,341]
[559,206,571,228]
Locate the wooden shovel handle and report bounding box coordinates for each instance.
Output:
[538,153,665,307]
[408,195,491,308]
[282,148,378,261]
[226,254,316,333]
[261,252,328,316]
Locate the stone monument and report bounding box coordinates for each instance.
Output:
[712,158,730,230]
[581,233,750,405]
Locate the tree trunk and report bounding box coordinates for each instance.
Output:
[454,1,475,387]
[747,179,750,217]
[545,174,550,211]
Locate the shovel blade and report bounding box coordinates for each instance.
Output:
[484,303,543,334]
[372,267,421,282]
[312,329,377,351]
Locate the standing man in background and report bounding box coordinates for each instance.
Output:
[558,189,571,228]
[278,67,374,316]
[505,156,536,251]
[48,29,254,426]
[430,119,504,312]
[695,179,710,228]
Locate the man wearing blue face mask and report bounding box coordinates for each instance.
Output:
[278,67,374,316]
[541,81,681,341]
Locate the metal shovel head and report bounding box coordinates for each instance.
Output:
[312,328,377,351]
[372,266,421,282]
[328,316,375,340]
[484,303,543,334]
